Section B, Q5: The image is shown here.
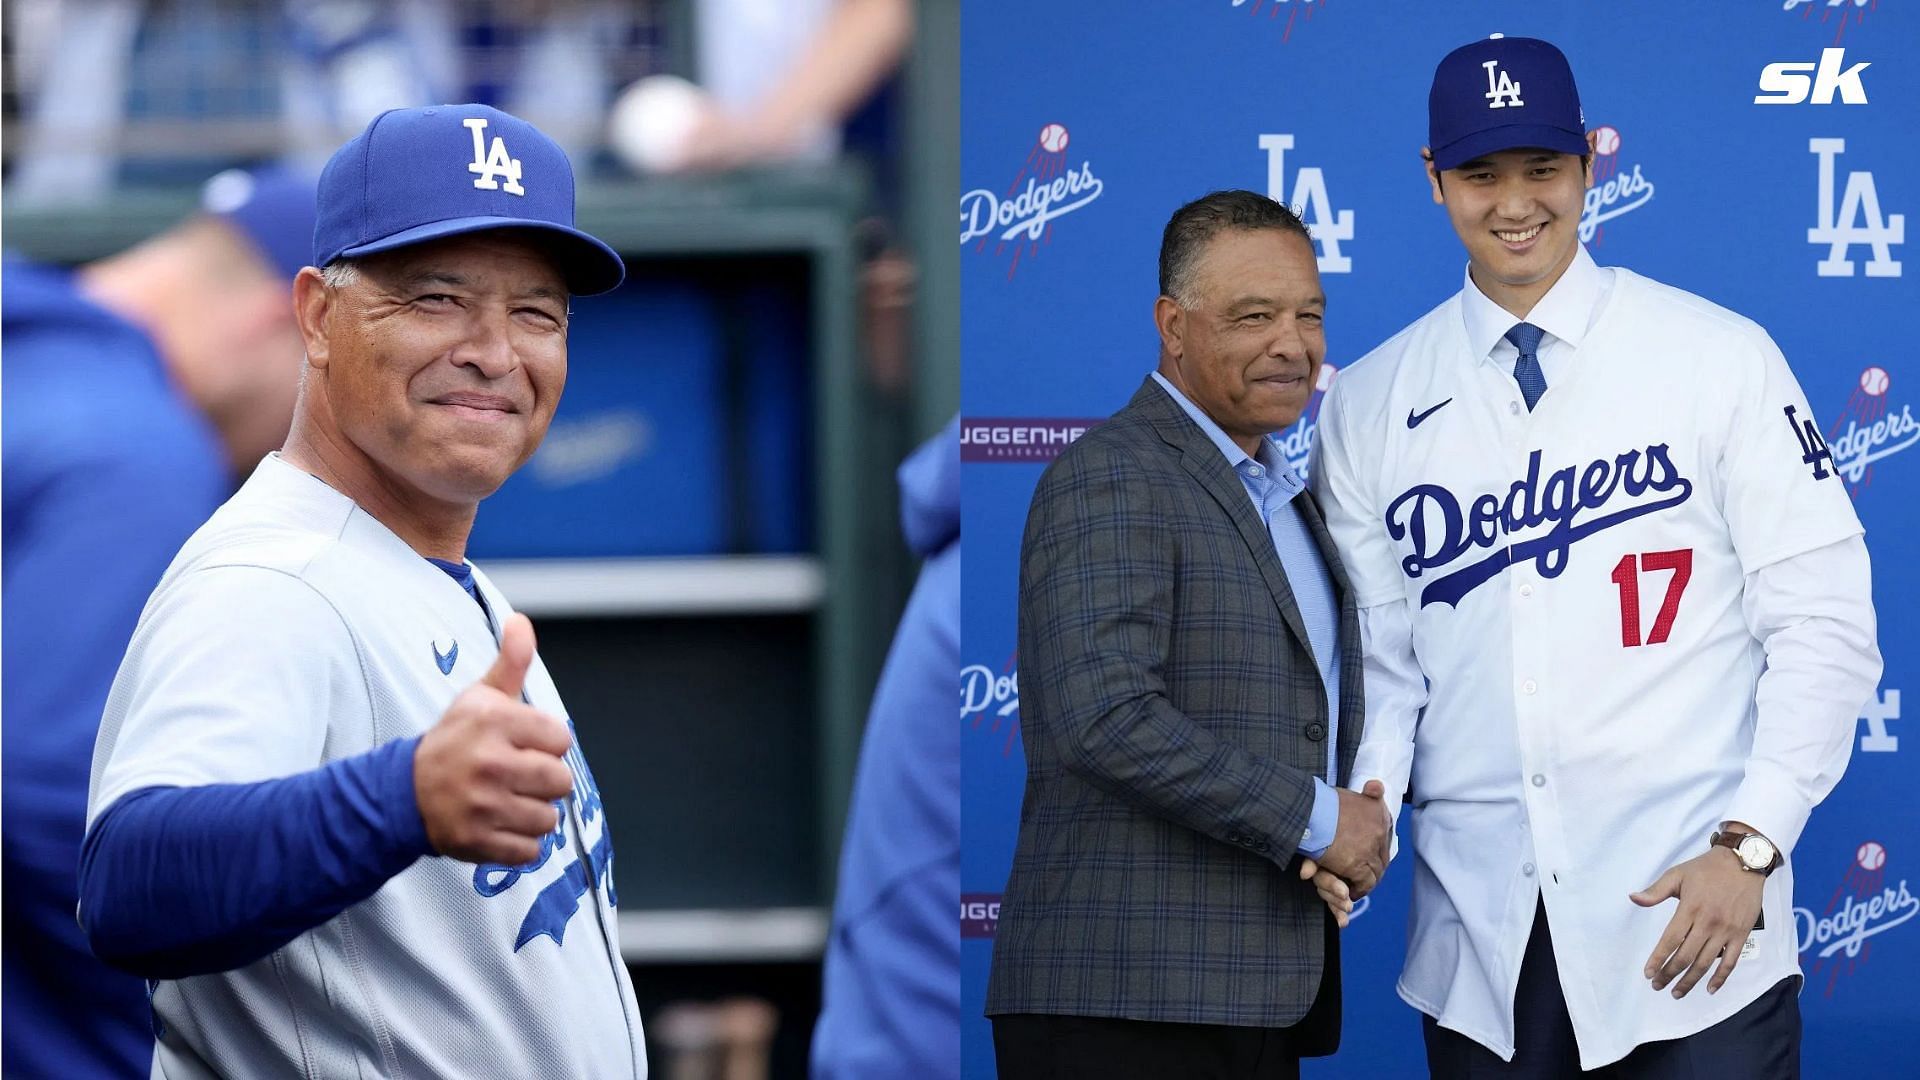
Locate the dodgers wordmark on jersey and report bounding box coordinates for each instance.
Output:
[87,455,647,1079]
[1311,247,1881,1070]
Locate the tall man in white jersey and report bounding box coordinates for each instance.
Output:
[80,104,648,1078]
[1308,36,1881,1077]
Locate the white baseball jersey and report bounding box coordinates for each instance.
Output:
[1311,247,1880,1068]
[88,454,647,1079]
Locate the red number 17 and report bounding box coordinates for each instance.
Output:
[1609,549,1693,648]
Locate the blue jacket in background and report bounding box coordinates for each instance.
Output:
[2,257,228,1078]
[811,416,960,1079]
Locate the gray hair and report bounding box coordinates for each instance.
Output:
[1158,190,1311,306]
[319,259,360,288]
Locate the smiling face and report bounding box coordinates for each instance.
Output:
[294,231,571,508]
[1154,227,1326,456]
[1427,141,1596,316]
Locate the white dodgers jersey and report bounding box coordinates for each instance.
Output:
[1313,266,1865,1067]
[89,455,647,1079]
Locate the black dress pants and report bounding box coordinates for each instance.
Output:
[1425,899,1801,1079]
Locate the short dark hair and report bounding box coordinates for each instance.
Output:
[1158,190,1311,304]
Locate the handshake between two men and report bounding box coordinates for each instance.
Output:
[1297,780,1394,928]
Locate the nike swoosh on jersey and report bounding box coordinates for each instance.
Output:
[1407,399,1453,429]
[434,639,458,675]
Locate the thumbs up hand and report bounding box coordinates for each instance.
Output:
[413,614,576,865]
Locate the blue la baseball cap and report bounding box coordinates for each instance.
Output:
[313,104,625,295]
[1428,35,1587,172]
[201,165,319,281]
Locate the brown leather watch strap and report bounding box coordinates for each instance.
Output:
[1711,829,1782,873]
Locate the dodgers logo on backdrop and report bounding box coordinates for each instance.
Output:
[1860,687,1900,753]
[1579,126,1654,245]
[962,122,1104,279]
[1823,365,1918,493]
[963,654,1021,757]
[1780,0,1875,47]
[1270,363,1338,479]
[464,118,525,195]
[1386,444,1695,608]
[1797,841,1920,996]
[1258,135,1354,273]
[1227,0,1327,45]
[1809,138,1905,278]
[960,419,1099,463]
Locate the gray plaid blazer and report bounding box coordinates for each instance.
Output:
[985,377,1365,1029]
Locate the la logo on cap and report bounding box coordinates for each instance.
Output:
[1482,59,1523,109]
[465,117,525,196]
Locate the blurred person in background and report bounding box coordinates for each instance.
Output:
[668,0,912,173]
[812,416,959,1080]
[1,164,317,1077]
[615,0,918,394]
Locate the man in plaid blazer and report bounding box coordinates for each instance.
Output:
[986,191,1390,1080]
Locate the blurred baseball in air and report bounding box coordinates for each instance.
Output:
[608,75,705,174]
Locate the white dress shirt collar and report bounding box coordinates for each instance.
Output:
[1460,244,1606,366]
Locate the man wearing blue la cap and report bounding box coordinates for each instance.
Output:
[78,105,649,1077]
[1309,35,1879,1077]
[3,164,316,1078]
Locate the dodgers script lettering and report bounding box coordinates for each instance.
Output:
[1386,444,1694,607]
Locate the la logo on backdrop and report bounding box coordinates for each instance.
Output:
[1807,138,1904,278]
[961,121,1105,280]
[1259,133,1354,273]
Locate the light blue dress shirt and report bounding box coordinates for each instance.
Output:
[1150,373,1343,857]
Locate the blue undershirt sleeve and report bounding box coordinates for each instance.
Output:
[78,735,434,979]
[1299,778,1339,859]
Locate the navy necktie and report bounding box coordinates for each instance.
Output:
[1506,322,1547,411]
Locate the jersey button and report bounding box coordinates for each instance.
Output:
[1522,679,1538,695]
[1519,584,1534,598]
[1531,774,1547,788]
[1523,862,1536,877]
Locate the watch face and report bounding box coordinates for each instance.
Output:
[1738,834,1777,870]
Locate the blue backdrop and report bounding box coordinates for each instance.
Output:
[960,1,1915,1076]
